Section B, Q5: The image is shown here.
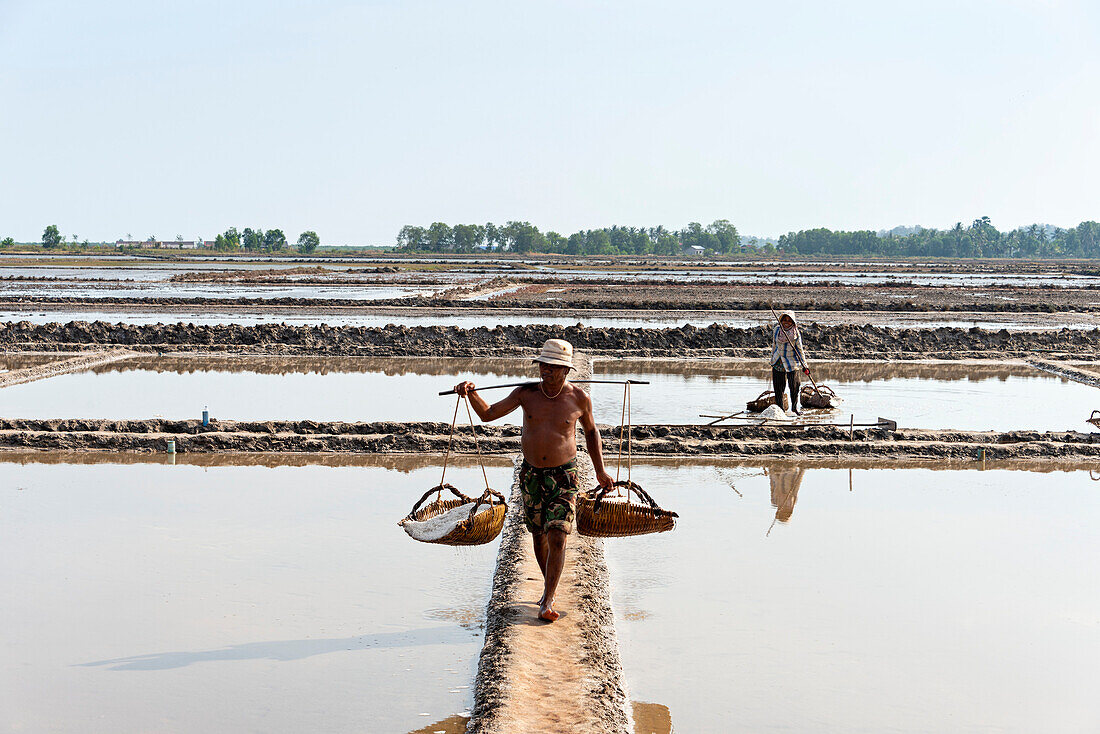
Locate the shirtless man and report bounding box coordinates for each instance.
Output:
[455,339,614,622]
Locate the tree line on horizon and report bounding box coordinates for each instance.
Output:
[779,218,1100,258]
[0,225,322,254]
[211,227,319,254]
[396,220,742,256]
[396,218,1100,258]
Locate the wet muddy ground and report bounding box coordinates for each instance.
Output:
[4,322,1100,360]
[0,457,511,733]
[605,462,1100,734]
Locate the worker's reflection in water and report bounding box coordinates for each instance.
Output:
[769,465,806,523]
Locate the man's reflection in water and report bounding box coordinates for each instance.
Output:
[769,465,806,523]
[412,702,674,734]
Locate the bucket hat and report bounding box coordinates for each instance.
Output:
[533,339,574,369]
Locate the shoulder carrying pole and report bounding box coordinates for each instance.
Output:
[438,379,649,396]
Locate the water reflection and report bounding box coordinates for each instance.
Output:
[409,701,674,734]
[0,353,63,371]
[0,450,512,471]
[598,358,1047,383]
[407,715,469,734]
[768,466,806,524]
[77,627,469,671]
[632,701,674,734]
[604,464,1100,733]
[93,354,531,377]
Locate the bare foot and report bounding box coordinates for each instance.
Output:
[538,600,559,622]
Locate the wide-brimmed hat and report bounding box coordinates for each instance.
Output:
[533,338,573,369]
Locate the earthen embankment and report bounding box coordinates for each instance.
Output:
[1,419,1098,461]
[3,321,1100,358]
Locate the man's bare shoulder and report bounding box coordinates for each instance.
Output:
[566,382,591,405]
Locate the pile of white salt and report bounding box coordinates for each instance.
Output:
[759,404,793,421]
[403,502,490,542]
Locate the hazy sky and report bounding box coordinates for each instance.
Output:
[1,0,1097,244]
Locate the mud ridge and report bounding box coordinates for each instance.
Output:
[1,420,1099,461]
[3,321,1100,359]
[1028,359,1100,390]
[0,349,136,388]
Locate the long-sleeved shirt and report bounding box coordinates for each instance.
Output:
[771,325,807,371]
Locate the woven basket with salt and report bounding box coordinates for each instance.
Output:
[800,384,841,409]
[400,483,507,546]
[399,394,506,546]
[577,480,678,537]
[748,390,788,413]
[578,381,678,538]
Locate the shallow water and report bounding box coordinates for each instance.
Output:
[7,263,1097,288]
[605,462,1100,734]
[0,282,436,300]
[0,457,511,733]
[592,361,1100,431]
[0,357,533,423]
[3,355,1094,432]
[0,353,61,371]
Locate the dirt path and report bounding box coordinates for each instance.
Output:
[0,349,135,389]
[470,460,632,734]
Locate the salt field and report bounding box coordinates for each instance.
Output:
[592,360,1100,431]
[0,456,511,733]
[2,355,1097,433]
[0,282,436,300]
[605,462,1100,734]
[0,357,533,423]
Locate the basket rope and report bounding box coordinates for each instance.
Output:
[462,394,491,493]
[590,479,667,515]
[403,394,500,540]
[615,381,633,484]
[437,394,491,493]
[404,482,472,523]
[437,395,462,488]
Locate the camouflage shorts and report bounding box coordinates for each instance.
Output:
[519,459,579,534]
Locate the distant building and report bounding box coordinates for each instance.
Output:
[682,245,706,257]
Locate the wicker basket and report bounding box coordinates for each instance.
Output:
[800,384,841,409]
[399,483,507,546]
[1089,410,1100,429]
[747,390,788,413]
[577,480,678,538]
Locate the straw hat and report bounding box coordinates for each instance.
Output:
[533,339,574,369]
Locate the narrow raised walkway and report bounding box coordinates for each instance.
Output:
[1029,358,1100,389]
[469,459,632,734]
[0,349,135,389]
[469,350,632,734]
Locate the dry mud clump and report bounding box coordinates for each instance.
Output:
[2,321,1100,358]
